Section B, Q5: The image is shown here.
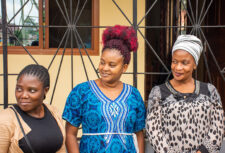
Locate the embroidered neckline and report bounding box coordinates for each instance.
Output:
[165,80,200,96]
[91,80,125,102]
[88,80,132,149]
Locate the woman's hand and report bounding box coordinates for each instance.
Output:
[65,122,80,153]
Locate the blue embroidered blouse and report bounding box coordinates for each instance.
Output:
[62,80,146,153]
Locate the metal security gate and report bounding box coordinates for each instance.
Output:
[1,0,225,109]
[144,0,225,105]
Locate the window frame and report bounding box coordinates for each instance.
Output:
[0,0,99,55]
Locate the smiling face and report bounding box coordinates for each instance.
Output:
[171,49,196,82]
[15,74,49,113]
[98,48,128,84]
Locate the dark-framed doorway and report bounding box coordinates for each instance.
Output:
[145,0,225,110]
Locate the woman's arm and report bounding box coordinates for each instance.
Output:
[146,86,171,153]
[200,84,224,153]
[62,85,84,153]
[65,122,80,153]
[0,123,10,153]
[0,110,12,153]
[135,130,145,153]
[132,88,146,153]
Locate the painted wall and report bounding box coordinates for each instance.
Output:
[0,0,146,115]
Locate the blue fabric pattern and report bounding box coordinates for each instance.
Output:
[62,80,146,153]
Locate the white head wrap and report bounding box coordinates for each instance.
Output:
[172,35,203,65]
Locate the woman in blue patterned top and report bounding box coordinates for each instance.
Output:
[62,25,146,153]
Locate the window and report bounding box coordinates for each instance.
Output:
[0,0,99,55]
[0,0,40,47]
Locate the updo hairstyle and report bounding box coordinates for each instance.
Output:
[102,25,138,64]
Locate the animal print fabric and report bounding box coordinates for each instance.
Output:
[146,81,224,153]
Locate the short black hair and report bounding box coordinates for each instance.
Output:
[17,64,50,88]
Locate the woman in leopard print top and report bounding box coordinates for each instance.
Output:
[146,35,224,153]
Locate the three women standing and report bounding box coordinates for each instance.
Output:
[146,35,224,153]
[0,29,223,153]
[63,25,146,153]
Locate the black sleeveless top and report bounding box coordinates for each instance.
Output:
[14,104,63,153]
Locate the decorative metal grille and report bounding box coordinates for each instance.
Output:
[1,0,225,111]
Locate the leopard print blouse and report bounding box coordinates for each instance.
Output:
[146,80,224,153]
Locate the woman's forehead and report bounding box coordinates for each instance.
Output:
[17,74,42,84]
[173,50,193,57]
[101,49,123,60]
[172,50,195,62]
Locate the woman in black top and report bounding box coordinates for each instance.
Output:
[0,64,66,153]
[146,35,224,153]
